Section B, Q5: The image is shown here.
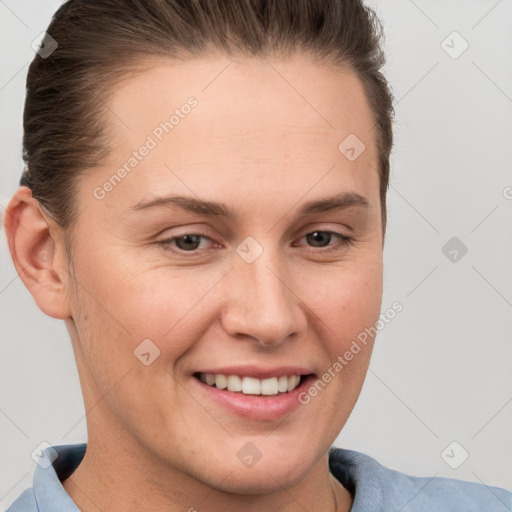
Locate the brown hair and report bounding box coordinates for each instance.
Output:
[21,0,394,242]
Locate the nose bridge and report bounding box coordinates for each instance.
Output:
[221,242,304,345]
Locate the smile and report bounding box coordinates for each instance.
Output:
[191,366,316,420]
[194,372,305,396]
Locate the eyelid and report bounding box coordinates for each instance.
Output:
[154,224,217,242]
[296,222,352,238]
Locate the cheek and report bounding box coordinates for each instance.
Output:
[298,255,382,408]
[70,229,382,378]
[71,247,222,367]
[75,240,382,353]
[301,257,383,342]
[302,271,382,426]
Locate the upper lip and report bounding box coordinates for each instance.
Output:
[193,365,315,380]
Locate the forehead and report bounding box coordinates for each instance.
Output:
[106,53,376,142]
[91,54,379,214]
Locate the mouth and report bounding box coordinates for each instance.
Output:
[191,369,316,421]
[193,372,312,396]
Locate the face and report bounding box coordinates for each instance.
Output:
[61,53,383,492]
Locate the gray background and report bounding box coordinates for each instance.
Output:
[1,0,511,507]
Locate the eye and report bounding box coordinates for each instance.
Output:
[156,233,214,252]
[296,230,353,252]
[155,229,354,256]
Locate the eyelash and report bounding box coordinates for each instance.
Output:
[155,230,354,256]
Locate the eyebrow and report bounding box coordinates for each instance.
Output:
[129,191,371,220]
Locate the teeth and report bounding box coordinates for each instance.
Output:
[198,373,303,395]
[287,375,300,392]
[227,375,242,392]
[215,374,227,390]
[278,375,288,393]
[242,376,260,395]
[261,377,279,395]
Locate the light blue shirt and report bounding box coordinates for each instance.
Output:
[6,443,511,511]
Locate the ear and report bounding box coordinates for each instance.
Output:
[2,186,72,319]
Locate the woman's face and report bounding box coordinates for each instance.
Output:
[62,53,383,491]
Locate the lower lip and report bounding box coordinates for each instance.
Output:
[191,375,316,421]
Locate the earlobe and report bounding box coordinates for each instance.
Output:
[2,186,72,320]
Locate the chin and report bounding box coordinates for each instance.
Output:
[200,439,319,493]
[210,458,312,495]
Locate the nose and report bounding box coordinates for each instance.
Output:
[220,248,307,347]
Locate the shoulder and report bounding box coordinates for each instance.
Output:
[328,447,512,512]
[5,443,86,512]
[4,488,37,512]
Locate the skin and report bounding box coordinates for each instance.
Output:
[4,53,383,512]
